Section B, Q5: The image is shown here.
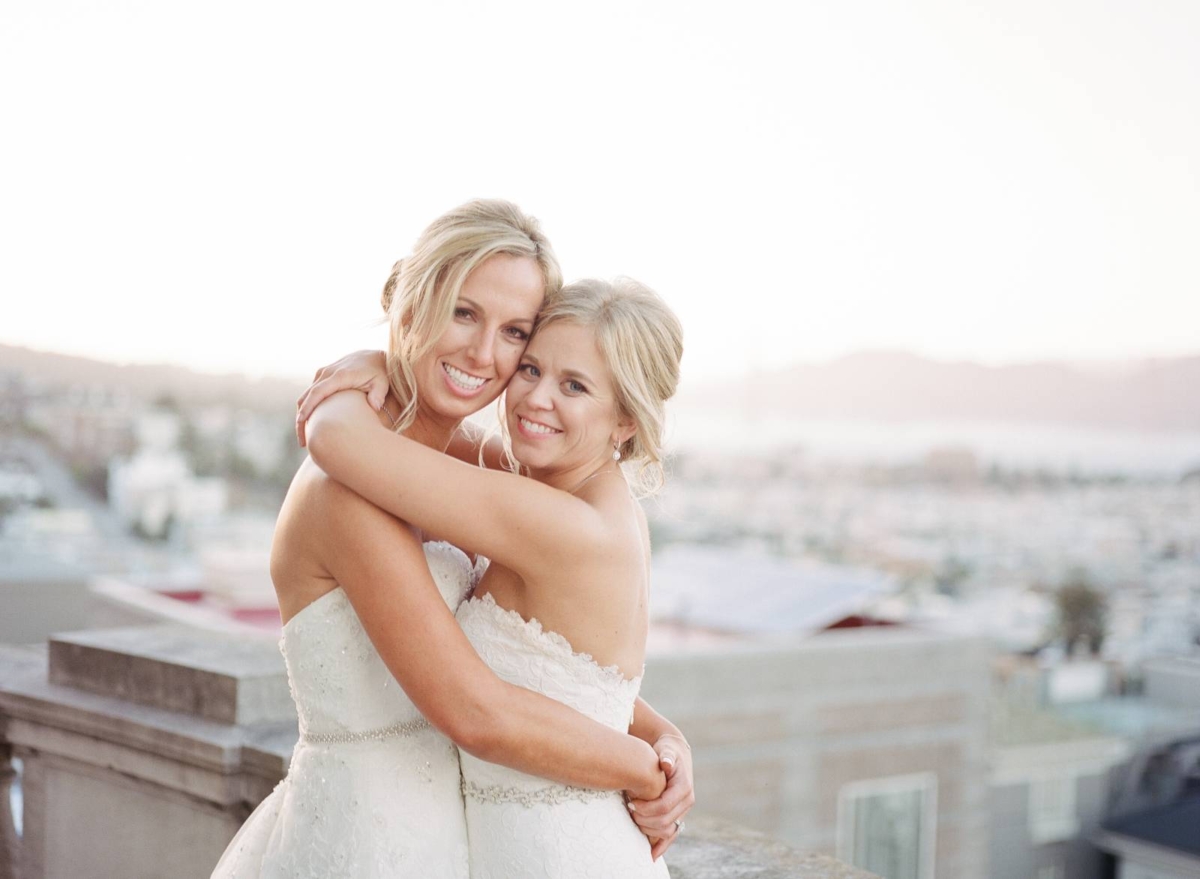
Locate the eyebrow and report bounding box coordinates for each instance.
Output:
[561,368,595,385]
[520,353,596,386]
[458,297,535,327]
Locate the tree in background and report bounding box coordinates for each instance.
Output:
[1054,569,1109,656]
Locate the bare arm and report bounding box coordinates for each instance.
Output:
[295,350,390,447]
[316,475,664,799]
[629,698,696,858]
[307,391,612,578]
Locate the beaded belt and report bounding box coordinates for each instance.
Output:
[462,778,620,808]
[301,716,431,745]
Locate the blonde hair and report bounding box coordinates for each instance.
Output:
[534,277,683,496]
[381,199,562,432]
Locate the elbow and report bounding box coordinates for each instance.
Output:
[305,414,348,477]
[430,688,507,758]
[449,719,500,759]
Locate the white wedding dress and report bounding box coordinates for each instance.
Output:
[456,592,669,879]
[211,541,475,879]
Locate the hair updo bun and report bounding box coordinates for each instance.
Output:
[533,277,683,496]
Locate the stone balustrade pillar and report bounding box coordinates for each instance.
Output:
[1,743,18,879]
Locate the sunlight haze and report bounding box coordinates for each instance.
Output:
[2,0,1197,382]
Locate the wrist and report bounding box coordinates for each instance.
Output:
[631,742,666,798]
[655,733,690,751]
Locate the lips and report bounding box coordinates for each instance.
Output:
[442,362,488,394]
[516,415,562,437]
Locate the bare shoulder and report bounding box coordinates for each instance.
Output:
[270,459,354,619]
[272,460,411,576]
[558,473,646,572]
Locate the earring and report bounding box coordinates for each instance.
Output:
[612,441,621,462]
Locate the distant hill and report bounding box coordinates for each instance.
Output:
[4,343,1199,431]
[0,344,303,413]
[676,351,1200,432]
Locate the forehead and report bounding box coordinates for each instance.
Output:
[458,253,544,319]
[527,321,607,372]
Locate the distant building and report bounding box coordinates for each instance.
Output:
[1096,796,1200,879]
[649,544,897,635]
[1096,730,1200,879]
[107,411,227,539]
[0,370,29,427]
[24,384,136,464]
[641,548,990,879]
[923,446,980,484]
[989,695,1131,879]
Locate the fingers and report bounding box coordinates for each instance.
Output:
[628,779,686,816]
[649,820,684,860]
[630,770,695,844]
[365,378,388,412]
[658,748,679,776]
[296,377,343,423]
[631,799,691,840]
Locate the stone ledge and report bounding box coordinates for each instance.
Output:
[48,625,290,725]
[2,633,881,879]
[668,816,877,879]
[0,648,295,778]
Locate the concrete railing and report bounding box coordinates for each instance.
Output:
[0,627,876,879]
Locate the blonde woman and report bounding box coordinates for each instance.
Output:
[211,203,690,879]
[302,278,687,878]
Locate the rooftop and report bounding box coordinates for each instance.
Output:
[1101,795,1200,858]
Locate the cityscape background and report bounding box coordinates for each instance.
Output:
[2,1,1199,878]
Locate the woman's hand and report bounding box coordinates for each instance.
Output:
[629,734,695,860]
[296,350,389,446]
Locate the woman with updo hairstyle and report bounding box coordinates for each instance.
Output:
[300,273,689,878]
[508,277,684,496]
[212,201,691,879]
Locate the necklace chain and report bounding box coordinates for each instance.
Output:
[568,467,625,495]
[381,402,400,430]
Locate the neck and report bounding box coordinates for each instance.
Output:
[381,394,459,452]
[528,454,621,494]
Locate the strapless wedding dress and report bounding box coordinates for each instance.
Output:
[211,542,475,879]
[456,593,669,879]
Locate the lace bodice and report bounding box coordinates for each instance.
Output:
[457,592,642,730]
[455,592,667,878]
[211,541,476,879]
[281,540,476,738]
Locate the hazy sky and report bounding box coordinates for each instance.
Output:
[2,0,1197,382]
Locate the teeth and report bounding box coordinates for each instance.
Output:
[519,417,560,436]
[444,364,486,390]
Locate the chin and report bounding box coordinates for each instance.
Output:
[508,442,549,472]
[431,390,493,420]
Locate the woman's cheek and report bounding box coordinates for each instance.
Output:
[499,351,523,381]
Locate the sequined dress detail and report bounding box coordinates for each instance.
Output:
[456,592,669,879]
[210,542,475,879]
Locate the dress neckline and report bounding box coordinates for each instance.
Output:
[461,592,645,687]
[282,541,470,632]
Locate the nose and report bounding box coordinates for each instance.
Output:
[466,327,495,369]
[524,376,554,410]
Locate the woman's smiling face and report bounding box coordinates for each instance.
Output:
[412,253,545,422]
[505,320,633,479]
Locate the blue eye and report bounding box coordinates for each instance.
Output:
[565,380,587,394]
[518,363,540,378]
